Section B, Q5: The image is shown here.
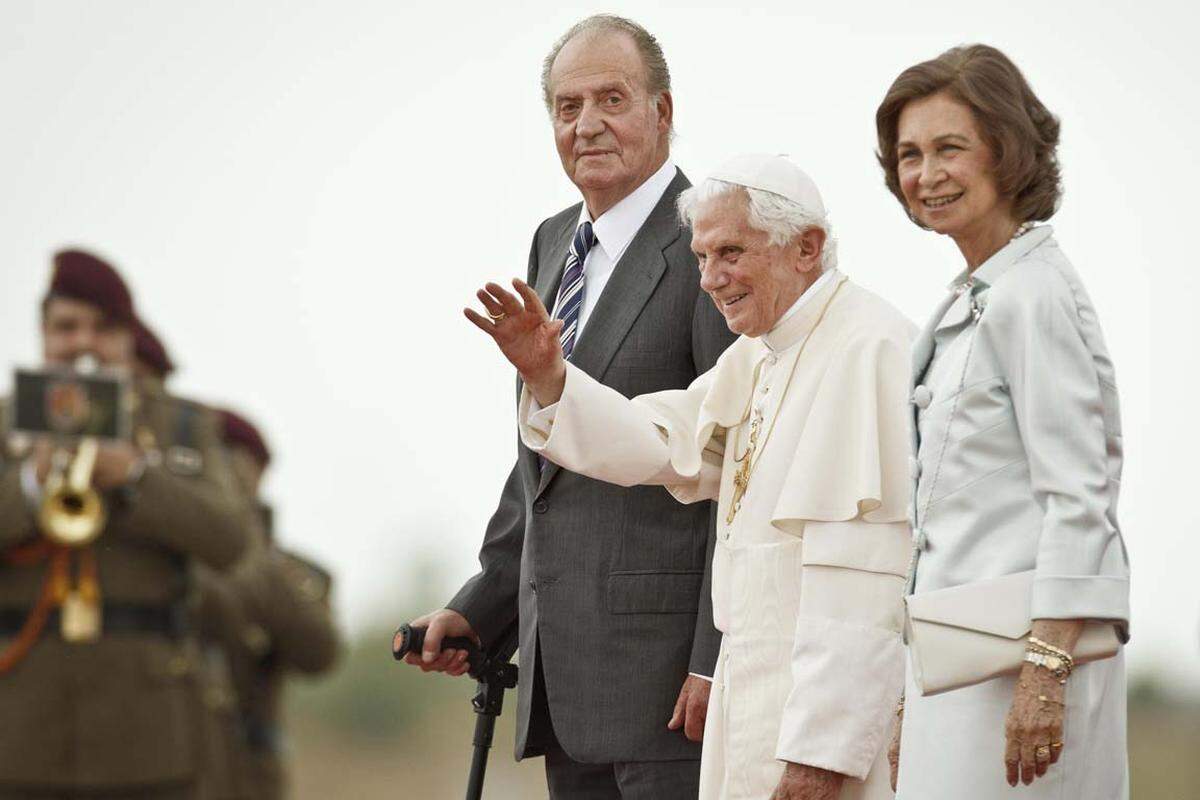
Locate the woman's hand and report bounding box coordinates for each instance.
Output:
[1003,619,1083,786]
[464,279,567,406]
[1004,664,1065,786]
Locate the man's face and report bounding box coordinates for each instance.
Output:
[41,297,134,369]
[692,191,822,338]
[549,32,671,216]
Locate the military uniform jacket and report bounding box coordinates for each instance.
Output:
[0,388,249,789]
[197,505,338,800]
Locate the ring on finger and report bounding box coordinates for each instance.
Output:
[1035,745,1052,761]
[487,310,507,321]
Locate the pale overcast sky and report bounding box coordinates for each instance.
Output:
[3,1,1198,694]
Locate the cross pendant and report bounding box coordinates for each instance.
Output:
[726,459,751,524]
[725,416,760,525]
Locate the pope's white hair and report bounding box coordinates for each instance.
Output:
[676,179,838,271]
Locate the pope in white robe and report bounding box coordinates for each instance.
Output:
[466,155,915,800]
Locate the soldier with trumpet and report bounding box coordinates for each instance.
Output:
[0,249,250,799]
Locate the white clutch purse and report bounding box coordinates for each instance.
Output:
[904,570,1121,696]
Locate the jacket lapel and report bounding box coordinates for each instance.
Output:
[535,170,690,497]
[518,211,579,491]
[534,213,579,311]
[911,290,958,390]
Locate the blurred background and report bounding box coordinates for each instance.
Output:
[2,0,1197,796]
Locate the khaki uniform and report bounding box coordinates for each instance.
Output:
[197,504,338,800]
[0,390,250,798]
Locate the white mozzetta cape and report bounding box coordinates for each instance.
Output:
[521,274,916,800]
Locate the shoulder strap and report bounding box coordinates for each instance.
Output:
[173,400,198,449]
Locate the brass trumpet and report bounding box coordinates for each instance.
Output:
[12,355,128,548]
[38,436,106,547]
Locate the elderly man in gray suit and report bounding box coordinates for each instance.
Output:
[399,14,735,799]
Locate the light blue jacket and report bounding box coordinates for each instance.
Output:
[907,226,1130,639]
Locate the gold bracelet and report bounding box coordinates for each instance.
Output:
[1027,639,1074,672]
[1029,636,1074,665]
[1023,650,1072,683]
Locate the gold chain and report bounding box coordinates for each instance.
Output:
[726,277,847,524]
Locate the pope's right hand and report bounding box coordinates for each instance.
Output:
[464,279,567,407]
[400,608,480,678]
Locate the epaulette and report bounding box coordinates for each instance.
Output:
[146,393,210,477]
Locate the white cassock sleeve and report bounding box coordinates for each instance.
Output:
[776,520,909,777]
[769,329,913,779]
[519,360,726,503]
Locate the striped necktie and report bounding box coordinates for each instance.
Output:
[552,220,597,361]
[539,220,596,475]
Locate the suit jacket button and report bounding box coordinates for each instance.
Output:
[533,500,548,514]
[911,385,933,409]
[528,579,537,593]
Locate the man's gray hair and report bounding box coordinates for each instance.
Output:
[677,180,839,271]
[540,15,672,113]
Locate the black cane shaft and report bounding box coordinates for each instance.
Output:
[472,711,496,748]
[465,716,495,800]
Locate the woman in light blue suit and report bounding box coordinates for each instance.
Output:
[874,45,1130,798]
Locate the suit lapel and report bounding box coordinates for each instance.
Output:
[534,213,578,312]
[518,210,579,491]
[911,290,959,389]
[535,170,689,497]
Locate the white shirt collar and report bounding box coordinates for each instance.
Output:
[578,160,677,263]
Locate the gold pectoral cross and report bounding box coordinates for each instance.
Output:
[726,414,761,525]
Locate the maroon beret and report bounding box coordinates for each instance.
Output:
[133,319,175,378]
[48,249,136,325]
[219,409,271,468]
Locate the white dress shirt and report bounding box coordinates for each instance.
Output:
[553,159,678,337]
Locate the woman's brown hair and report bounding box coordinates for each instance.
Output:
[875,44,1062,226]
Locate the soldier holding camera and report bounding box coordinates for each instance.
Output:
[0,250,250,799]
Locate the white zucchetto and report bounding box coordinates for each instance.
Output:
[707,153,827,217]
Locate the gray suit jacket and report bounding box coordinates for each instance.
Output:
[448,169,736,763]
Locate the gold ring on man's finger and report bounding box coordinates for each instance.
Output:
[487,310,507,321]
[1035,745,1052,761]
[1050,742,1064,750]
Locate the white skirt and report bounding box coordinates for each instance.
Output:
[896,651,1128,799]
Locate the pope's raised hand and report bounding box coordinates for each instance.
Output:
[465,279,568,406]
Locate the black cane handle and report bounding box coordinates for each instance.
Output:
[392,623,482,670]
